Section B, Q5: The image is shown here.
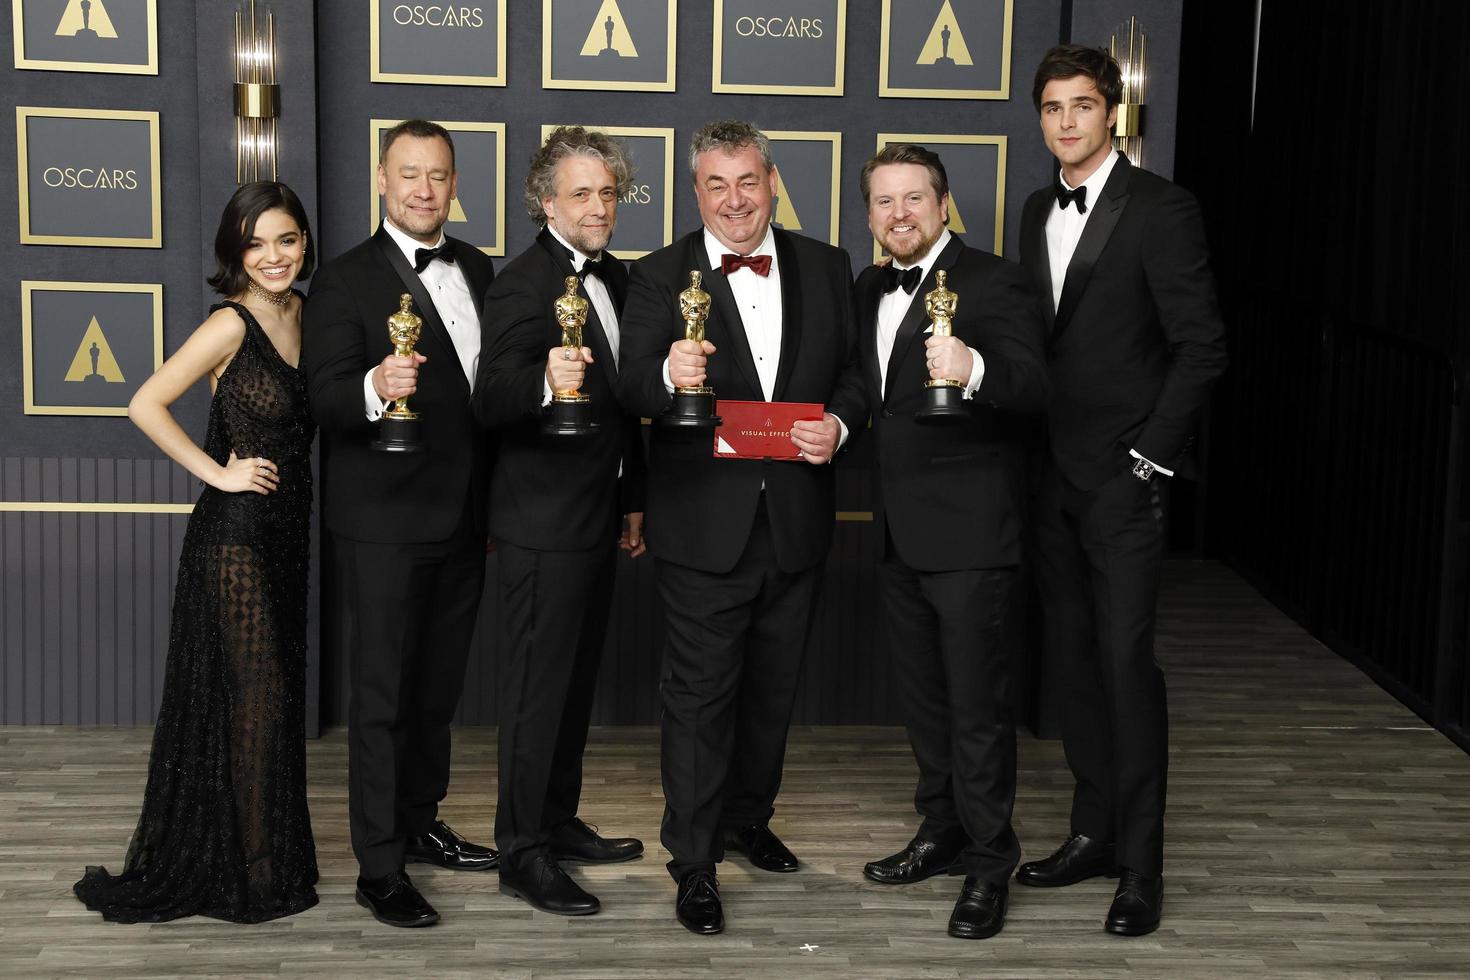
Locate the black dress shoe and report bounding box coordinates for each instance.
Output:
[1016,833,1116,887]
[947,877,1008,940]
[548,816,645,864]
[675,870,724,935]
[724,823,799,873]
[498,854,600,916]
[355,871,439,928]
[864,835,963,884]
[405,820,499,872]
[1105,869,1163,936]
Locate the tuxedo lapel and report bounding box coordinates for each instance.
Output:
[1022,193,1056,332]
[1053,154,1132,342]
[451,236,489,320]
[373,226,469,398]
[536,228,618,380]
[771,230,802,401]
[885,234,963,404]
[859,271,885,398]
[692,241,764,397]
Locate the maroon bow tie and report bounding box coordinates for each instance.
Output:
[721,253,772,277]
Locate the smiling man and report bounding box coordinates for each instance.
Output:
[853,143,1049,941]
[1016,46,1228,937]
[471,126,648,918]
[616,119,867,935]
[302,119,498,929]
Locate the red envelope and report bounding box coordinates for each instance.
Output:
[713,400,825,460]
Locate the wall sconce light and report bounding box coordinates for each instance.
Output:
[234,0,279,183]
[1109,18,1147,167]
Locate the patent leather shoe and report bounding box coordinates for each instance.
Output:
[498,854,600,915]
[864,835,962,884]
[724,823,799,873]
[947,877,1008,940]
[675,870,724,935]
[1015,833,1116,887]
[1105,868,1163,936]
[405,820,499,872]
[548,816,644,864]
[355,871,439,927]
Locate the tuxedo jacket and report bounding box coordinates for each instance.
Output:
[1019,153,1229,491]
[617,226,867,575]
[472,227,645,552]
[302,225,495,543]
[856,236,1049,572]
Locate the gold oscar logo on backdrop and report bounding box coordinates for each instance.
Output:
[580,0,638,58]
[773,170,802,231]
[63,316,125,383]
[916,1,973,66]
[55,0,118,38]
[946,193,968,233]
[449,198,468,222]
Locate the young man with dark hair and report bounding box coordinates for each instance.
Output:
[1016,45,1228,937]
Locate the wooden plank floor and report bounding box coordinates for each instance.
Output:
[3,561,1469,979]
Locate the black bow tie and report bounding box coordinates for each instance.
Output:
[413,240,456,273]
[882,264,923,295]
[1055,183,1088,214]
[570,249,617,282]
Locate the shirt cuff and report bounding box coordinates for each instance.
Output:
[364,369,389,421]
[662,357,675,394]
[1129,448,1175,477]
[542,375,553,408]
[962,348,986,399]
[834,414,850,452]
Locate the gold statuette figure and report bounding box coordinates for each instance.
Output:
[915,269,967,425]
[372,293,427,451]
[545,276,598,436]
[658,270,721,428]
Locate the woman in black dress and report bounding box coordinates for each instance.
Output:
[74,182,320,922]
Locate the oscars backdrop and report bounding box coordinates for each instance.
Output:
[1,0,1185,728]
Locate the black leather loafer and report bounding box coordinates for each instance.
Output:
[405,820,499,872]
[355,871,439,928]
[947,877,1008,940]
[1016,834,1116,887]
[724,823,799,873]
[675,870,724,935]
[498,854,600,915]
[548,816,645,864]
[1104,869,1163,936]
[864,835,963,884]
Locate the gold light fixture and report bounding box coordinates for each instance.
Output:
[1109,18,1147,167]
[234,0,279,183]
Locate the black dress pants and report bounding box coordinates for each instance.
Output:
[657,501,822,880]
[338,518,487,879]
[879,539,1021,885]
[494,540,616,871]
[1034,462,1169,876]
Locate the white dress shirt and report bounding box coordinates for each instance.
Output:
[541,224,620,405]
[1044,151,1170,475]
[874,229,984,398]
[362,218,481,420]
[703,226,781,400]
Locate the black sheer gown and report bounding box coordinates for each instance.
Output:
[75,301,319,923]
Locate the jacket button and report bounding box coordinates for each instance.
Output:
[882,409,894,418]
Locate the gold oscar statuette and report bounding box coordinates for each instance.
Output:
[371,293,426,452]
[543,276,599,436]
[658,270,721,428]
[914,269,968,425]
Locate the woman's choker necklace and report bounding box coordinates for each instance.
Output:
[246,279,293,308]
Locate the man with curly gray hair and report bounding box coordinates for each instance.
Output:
[472,125,648,917]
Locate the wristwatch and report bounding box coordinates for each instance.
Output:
[1131,457,1155,482]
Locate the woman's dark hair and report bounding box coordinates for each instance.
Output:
[207,181,315,296]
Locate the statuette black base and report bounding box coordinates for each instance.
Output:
[915,383,968,426]
[657,388,722,429]
[543,398,600,437]
[372,415,425,452]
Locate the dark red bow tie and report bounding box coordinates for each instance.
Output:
[721,253,772,277]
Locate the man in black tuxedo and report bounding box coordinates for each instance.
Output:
[853,144,1049,940]
[617,120,867,935]
[472,127,647,917]
[302,119,498,928]
[1015,47,1228,936]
